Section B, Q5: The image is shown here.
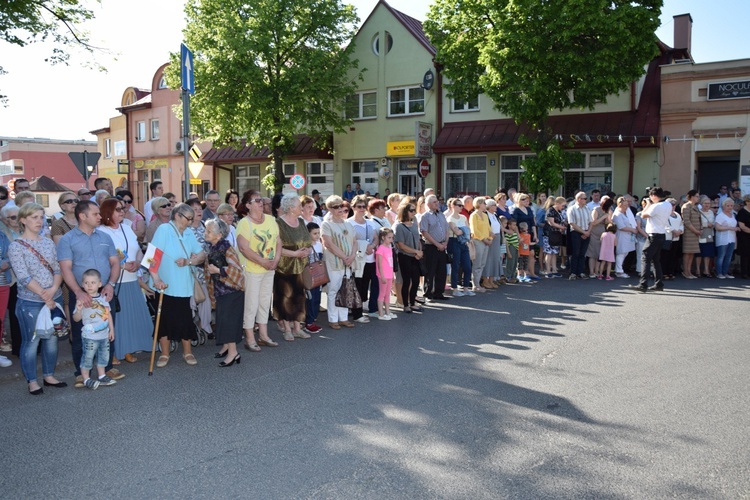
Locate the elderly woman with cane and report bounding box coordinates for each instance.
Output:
[149,203,206,367]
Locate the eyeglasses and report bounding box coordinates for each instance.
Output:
[159,204,171,209]
[6,215,17,220]
[179,213,194,222]
[219,212,233,217]
[122,199,133,204]
[329,204,342,210]
[354,205,366,209]
[115,207,124,212]
[250,198,263,204]
[62,199,79,205]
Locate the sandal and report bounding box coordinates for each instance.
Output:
[156,355,170,368]
[124,353,137,363]
[283,331,294,342]
[183,353,198,365]
[293,331,311,339]
[403,306,412,314]
[328,322,341,330]
[244,343,261,352]
[257,338,278,347]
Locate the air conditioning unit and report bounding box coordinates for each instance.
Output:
[175,140,184,153]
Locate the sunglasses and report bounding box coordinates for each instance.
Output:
[62,199,80,205]
[408,208,416,212]
[454,203,463,208]
[329,204,343,210]
[159,204,171,209]
[6,215,17,220]
[79,192,91,196]
[115,207,124,212]
[122,199,133,204]
[354,205,366,209]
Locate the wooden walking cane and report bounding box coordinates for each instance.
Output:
[148,285,168,376]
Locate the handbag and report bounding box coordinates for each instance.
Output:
[335,267,362,309]
[302,257,329,289]
[171,224,206,304]
[467,240,476,261]
[547,229,563,246]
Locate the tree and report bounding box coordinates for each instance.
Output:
[424,0,662,194]
[167,0,363,193]
[0,0,98,104]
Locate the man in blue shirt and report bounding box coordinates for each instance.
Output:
[342,184,355,202]
[58,201,122,386]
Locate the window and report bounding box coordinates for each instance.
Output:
[562,152,613,198]
[351,160,379,195]
[451,96,479,112]
[235,164,261,194]
[105,139,112,158]
[345,91,377,120]
[388,86,424,117]
[372,32,393,55]
[150,119,160,140]
[158,76,167,89]
[135,121,146,142]
[500,154,536,192]
[307,161,334,197]
[444,156,487,197]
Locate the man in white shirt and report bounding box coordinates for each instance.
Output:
[566,191,591,280]
[586,189,601,210]
[631,187,672,292]
[143,181,163,223]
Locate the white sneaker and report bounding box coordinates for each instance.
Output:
[0,355,12,368]
[727,274,735,279]
[717,274,726,279]
[452,290,465,297]
[377,315,391,321]
[616,273,630,278]
[387,313,398,319]
[464,290,476,296]
[368,311,380,318]
[355,316,370,323]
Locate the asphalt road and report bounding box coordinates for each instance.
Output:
[2,277,749,499]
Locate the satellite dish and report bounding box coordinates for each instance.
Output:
[422,70,434,91]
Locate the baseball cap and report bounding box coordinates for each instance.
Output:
[311,189,320,195]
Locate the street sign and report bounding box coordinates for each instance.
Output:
[68,151,102,187]
[189,143,202,162]
[418,159,431,178]
[289,174,306,190]
[189,178,202,185]
[181,43,195,95]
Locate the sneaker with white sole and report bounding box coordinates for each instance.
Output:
[616,273,630,278]
[452,290,465,297]
[84,378,100,390]
[464,290,476,296]
[377,315,391,321]
[355,316,370,324]
[368,311,380,318]
[98,375,117,386]
[0,355,12,368]
[387,313,398,319]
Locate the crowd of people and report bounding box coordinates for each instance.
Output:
[1,176,748,395]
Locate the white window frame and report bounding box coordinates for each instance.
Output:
[135,121,146,142]
[150,119,160,141]
[351,160,379,195]
[306,161,334,198]
[443,155,487,197]
[345,91,377,120]
[451,96,480,113]
[388,86,425,117]
[500,153,536,192]
[104,138,112,158]
[158,76,168,89]
[563,151,614,197]
[372,32,393,56]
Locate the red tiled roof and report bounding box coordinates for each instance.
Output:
[202,134,333,163]
[434,50,666,153]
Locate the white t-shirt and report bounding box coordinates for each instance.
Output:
[643,200,672,234]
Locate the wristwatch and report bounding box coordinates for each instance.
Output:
[108,281,116,288]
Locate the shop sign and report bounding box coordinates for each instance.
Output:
[707,80,750,101]
[387,141,415,156]
[133,158,169,170]
[415,121,432,158]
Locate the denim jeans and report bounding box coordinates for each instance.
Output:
[716,242,735,276]
[448,238,472,288]
[17,298,62,383]
[305,286,321,325]
[69,288,114,376]
[81,337,110,371]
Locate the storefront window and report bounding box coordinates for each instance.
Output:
[444,156,486,197]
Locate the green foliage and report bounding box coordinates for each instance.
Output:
[519,135,583,195]
[166,0,363,193]
[425,0,662,190]
[0,0,98,104]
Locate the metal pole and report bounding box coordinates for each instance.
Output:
[84,150,89,190]
[182,89,190,202]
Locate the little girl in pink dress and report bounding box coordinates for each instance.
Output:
[598,223,617,280]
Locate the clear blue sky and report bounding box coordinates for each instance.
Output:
[0,0,747,141]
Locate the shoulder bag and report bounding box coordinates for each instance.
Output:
[335,267,362,309]
[171,224,206,304]
[302,250,329,289]
[699,212,714,243]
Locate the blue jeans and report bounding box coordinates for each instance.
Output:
[16,298,62,383]
[81,337,110,371]
[448,238,472,288]
[716,243,735,276]
[69,288,114,376]
[305,286,321,325]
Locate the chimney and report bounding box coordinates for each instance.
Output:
[673,13,693,52]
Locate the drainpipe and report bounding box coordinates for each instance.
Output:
[628,141,635,194]
[434,60,443,196]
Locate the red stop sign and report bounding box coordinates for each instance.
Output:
[418,159,431,178]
